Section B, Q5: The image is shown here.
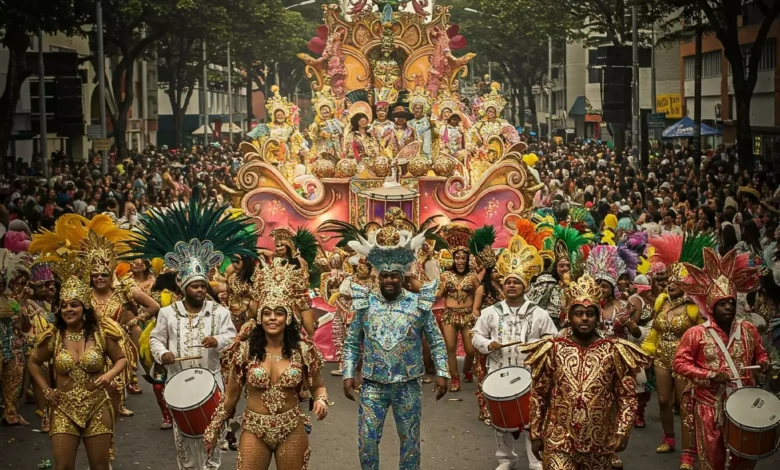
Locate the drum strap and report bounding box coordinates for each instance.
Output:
[707,322,743,389]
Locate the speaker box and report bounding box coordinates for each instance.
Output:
[597,46,633,67]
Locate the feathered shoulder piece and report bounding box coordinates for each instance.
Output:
[612,339,651,373]
[515,219,551,253]
[124,199,258,263]
[517,338,554,379]
[0,249,32,283]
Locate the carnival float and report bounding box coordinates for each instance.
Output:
[227,0,543,252]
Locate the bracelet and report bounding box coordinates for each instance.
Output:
[43,388,55,401]
[109,370,116,380]
[315,394,329,407]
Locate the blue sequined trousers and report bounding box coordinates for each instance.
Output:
[358,379,422,470]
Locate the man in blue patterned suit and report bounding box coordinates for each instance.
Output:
[342,225,450,470]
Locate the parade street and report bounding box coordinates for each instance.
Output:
[3,363,779,470]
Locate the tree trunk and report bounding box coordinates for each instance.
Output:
[0,31,32,174]
[725,46,755,173]
[246,74,254,128]
[524,79,537,125]
[173,107,183,149]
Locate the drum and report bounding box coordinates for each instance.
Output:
[163,368,222,437]
[482,366,532,432]
[724,387,780,460]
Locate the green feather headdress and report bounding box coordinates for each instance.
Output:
[469,225,497,268]
[124,199,258,285]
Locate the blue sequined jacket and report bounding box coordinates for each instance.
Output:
[343,281,450,384]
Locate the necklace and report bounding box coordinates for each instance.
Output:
[269,353,284,362]
[66,330,85,342]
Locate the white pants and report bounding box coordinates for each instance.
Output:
[495,431,541,470]
[173,423,223,470]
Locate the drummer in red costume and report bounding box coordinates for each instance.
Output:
[129,199,258,470]
[673,247,771,470]
[472,233,557,470]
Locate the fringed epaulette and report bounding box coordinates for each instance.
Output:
[300,338,324,377]
[35,324,57,352]
[417,280,438,312]
[613,338,651,374]
[654,293,668,313]
[517,338,554,380]
[220,340,248,383]
[351,281,370,311]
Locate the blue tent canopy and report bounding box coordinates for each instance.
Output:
[662,116,721,138]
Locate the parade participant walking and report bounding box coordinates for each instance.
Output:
[641,233,711,468]
[0,251,30,426]
[523,274,649,470]
[472,233,556,470]
[20,262,57,431]
[437,224,481,391]
[342,225,450,470]
[469,226,503,422]
[204,259,327,470]
[27,267,128,470]
[129,199,256,470]
[673,247,770,470]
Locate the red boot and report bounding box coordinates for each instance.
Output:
[656,434,676,453]
[449,375,461,392]
[153,383,173,430]
[635,391,650,428]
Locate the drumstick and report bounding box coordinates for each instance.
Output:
[740,365,780,371]
[175,355,203,362]
[500,340,525,349]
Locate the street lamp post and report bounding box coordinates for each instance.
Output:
[96,0,108,175]
[38,31,48,180]
[227,42,233,146]
[202,40,209,146]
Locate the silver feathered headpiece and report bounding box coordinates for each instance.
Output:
[348,225,426,274]
[164,239,223,288]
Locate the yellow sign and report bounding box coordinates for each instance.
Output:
[754,136,762,156]
[93,138,113,152]
[656,94,682,119]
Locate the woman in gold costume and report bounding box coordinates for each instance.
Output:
[29,215,160,416]
[205,261,328,470]
[129,259,155,295]
[641,233,712,470]
[216,254,258,333]
[436,225,482,392]
[343,112,380,172]
[27,270,128,470]
[258,228,316,338]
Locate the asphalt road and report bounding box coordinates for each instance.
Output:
[3,363,780,470]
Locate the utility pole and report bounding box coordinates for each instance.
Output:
[38,31,48,180]
[693,12,703,174]
[651,6,657,111]
[227,42,233,146]
[96,0,108,175]
[202,40,209,146]
[631,2,640,151]
[547,35,553,143]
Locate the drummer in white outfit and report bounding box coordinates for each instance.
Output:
[151,274,236,470]
[472,265,557,470]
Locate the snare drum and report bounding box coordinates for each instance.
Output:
[482,366,532,432]
[163,368,222,437]
[724,387,780,460]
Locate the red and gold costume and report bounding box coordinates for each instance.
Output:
[521,274,650,470]
[225,273,254,331]
[673,247,766,470]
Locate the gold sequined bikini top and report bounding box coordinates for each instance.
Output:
[443,271,477,304]
[54,342,106,376]
[246,358,303,390]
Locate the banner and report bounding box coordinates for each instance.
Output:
[656,94,682,119]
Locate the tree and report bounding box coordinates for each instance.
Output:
[551,0,667,46]
[89,0,201,159]
[663,0,780,172]
[450,0,571,127]
[157,1,232,148]
[229,0,313,124]
[0,0,89,172]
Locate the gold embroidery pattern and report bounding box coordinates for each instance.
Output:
[441,271,477,304]
[241,407,303,449]
[652,301,697,370]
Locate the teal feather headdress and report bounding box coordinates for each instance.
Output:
[124,199,259,286]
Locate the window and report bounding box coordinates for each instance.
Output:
[729,38,776,75]
[588,67,601,84]
[684,51,722,80]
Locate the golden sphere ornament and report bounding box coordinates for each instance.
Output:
[335,158,358,178]
[312,158,336,178]
[408,155,430,177]
[432,157,455,177]
[372,156,391,177]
